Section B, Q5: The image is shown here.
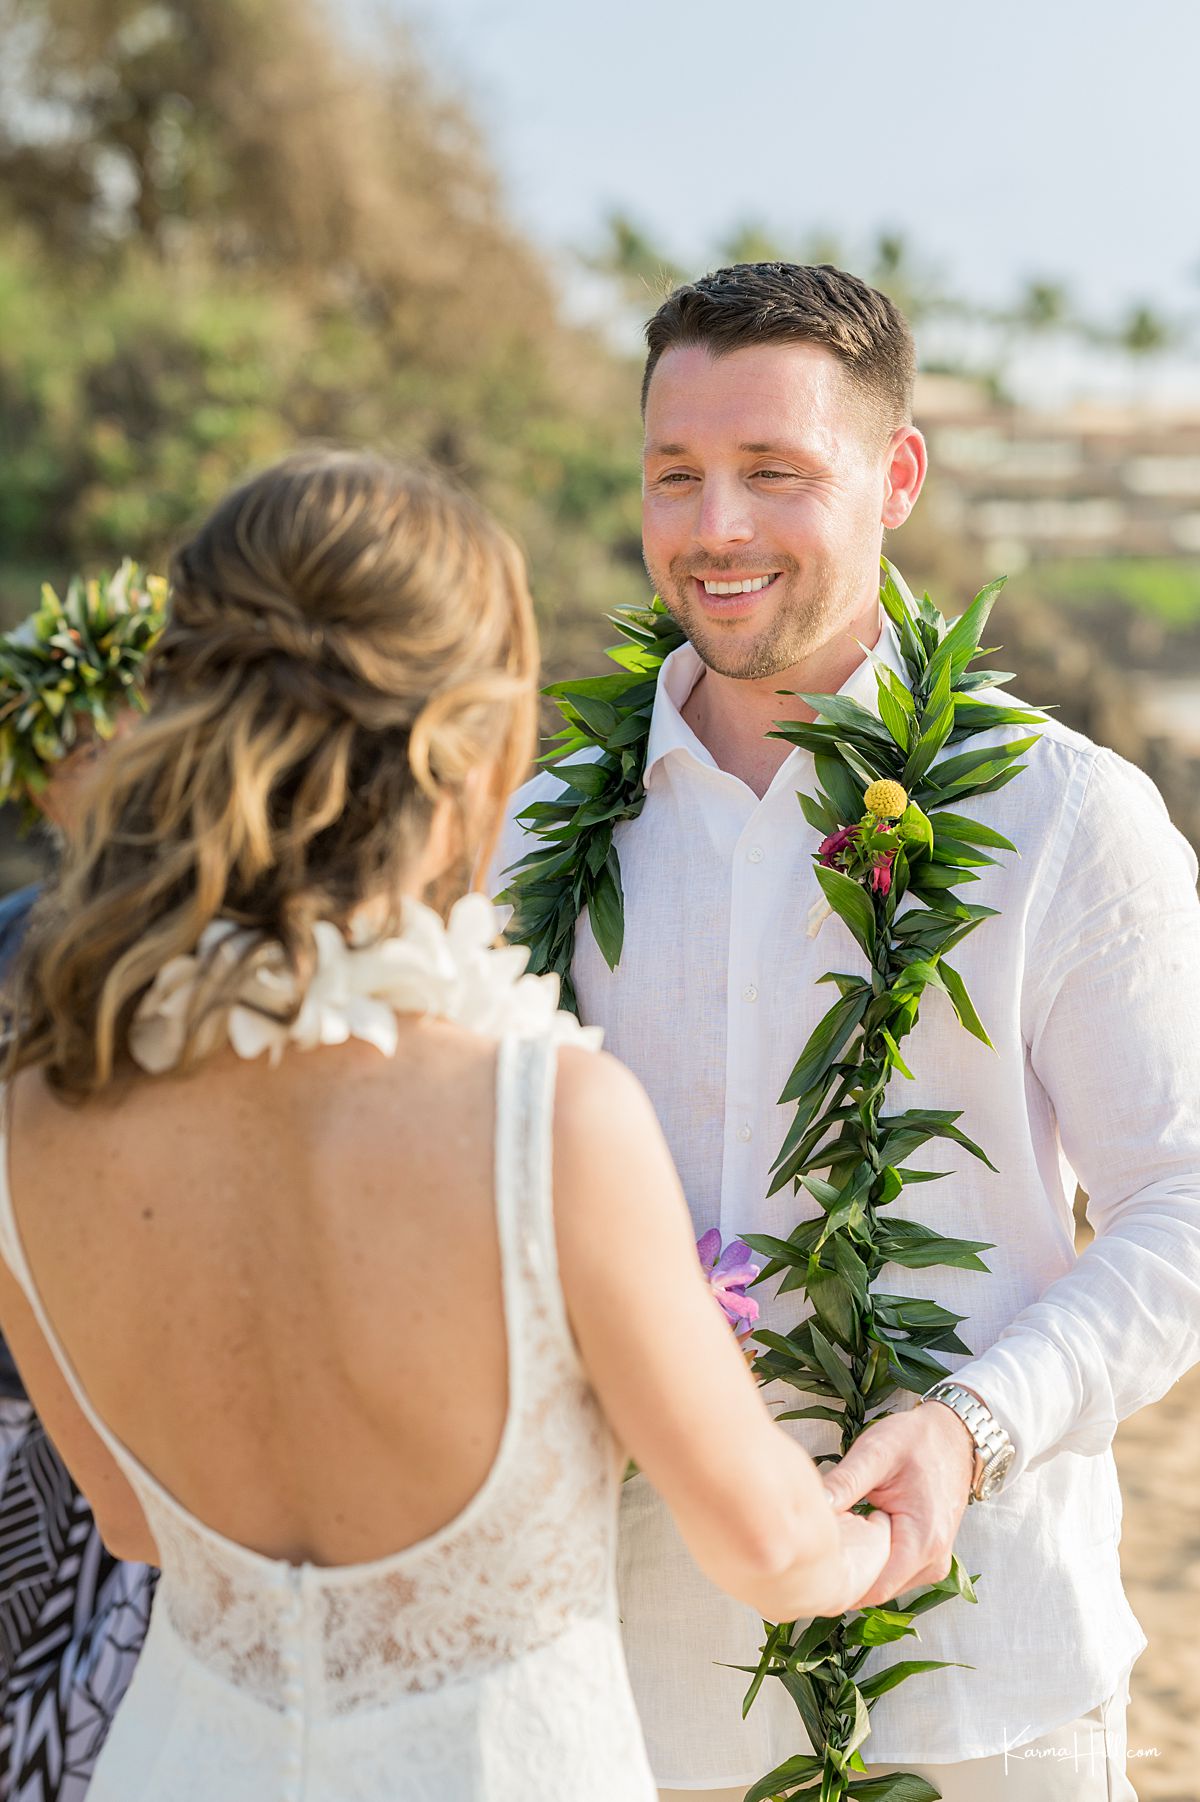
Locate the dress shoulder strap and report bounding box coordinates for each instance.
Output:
[0,1096,147,1493]
[0,1091,34,1304]
[494,1033,580,1387]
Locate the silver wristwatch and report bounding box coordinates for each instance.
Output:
[918,1380,1015,1503]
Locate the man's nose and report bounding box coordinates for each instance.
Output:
[693,478,754,551]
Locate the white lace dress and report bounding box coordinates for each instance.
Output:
[0,915,657,1801]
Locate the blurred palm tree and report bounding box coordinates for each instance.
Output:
[716,220,787,267]
[1118,303,1173,358]
[1016,279,1071,333]
[586,209,687,306]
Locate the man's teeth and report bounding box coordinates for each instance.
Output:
[702,575,777,595]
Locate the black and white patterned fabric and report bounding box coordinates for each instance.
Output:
[0,1400,155,1801]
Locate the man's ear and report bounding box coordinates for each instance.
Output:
[881,425,927,530]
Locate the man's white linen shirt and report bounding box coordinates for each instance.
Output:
[495,616,1200,1783]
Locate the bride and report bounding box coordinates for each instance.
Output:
[0,450,890,1800]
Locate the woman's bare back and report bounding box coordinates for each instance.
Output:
[10,1019,508,1566]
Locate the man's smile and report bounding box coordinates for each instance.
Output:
[690,571,781,616]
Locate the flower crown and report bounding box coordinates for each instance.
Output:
[0,561,167,825]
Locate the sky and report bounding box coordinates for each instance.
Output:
[341,0,1200,404]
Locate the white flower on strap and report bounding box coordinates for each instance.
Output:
[129,894,602,1074]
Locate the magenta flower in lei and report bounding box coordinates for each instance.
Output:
[696,1228,762,1338]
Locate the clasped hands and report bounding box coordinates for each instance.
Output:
[820,1400,977,1609]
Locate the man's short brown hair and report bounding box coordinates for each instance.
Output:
[641,262,915,436]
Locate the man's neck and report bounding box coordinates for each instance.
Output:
[681,595,884,799]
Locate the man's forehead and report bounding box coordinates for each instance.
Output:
[643,341,849,451]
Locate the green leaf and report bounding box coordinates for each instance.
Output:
[846,1770,944,1800]
[924,575,1006,695]
[840,1679,873,1760]
[799,790,840,837]
[779,988,871,1103]
[857,1659,967,1704]
[928,836,997,869]
[815,752,866,827]
[809,1323,858,1406]
[547,756,612,792]
[567,693,621,738]
[743,1231,813,1268]
[744,1757,823,1802]
[879,560,928,673]
[741,1622,787,1719]
[928,733,1041,792]
[880,1027,915,1079]
[814,864,877,961]
[605,709,653,748]
[937,960,993,1048]
[808,1269,860,1348]
[904,1556,979,1615]
[874,1219,993,1272]
[905,671,955,785]
[778,1668,828,1755]
[830,1235,870,1301]
[843,1607,917,1647]
[776,1404,849,1425]
[896,801,934,856]
[927,810,1018,853]
[875,674,912,753]
[586,854,625,968]
[797,692,895,746]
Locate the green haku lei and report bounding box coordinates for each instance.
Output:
[501,560,1046,1802]
[0,560,167,826]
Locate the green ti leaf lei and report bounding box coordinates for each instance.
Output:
[0,561,168,827]
[501,559,1046,1802]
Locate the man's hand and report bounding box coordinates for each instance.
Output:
[820,1400,975,1608]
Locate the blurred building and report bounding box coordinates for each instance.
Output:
[916,374,1200,572]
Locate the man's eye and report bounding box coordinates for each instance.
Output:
[657,471,695,484]
[753,468,794,480]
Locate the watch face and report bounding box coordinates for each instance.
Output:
[979,1444,1015,1499]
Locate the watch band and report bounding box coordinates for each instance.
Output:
[918,1379,1015,1503]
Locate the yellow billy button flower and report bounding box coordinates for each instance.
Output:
[863,779,909,820]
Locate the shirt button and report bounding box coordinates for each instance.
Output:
[743,984,758,1003]
[747,846,764,864]
[737,1124,752,1143]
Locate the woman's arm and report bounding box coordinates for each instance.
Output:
[0,1256,158,1564]
[553,1048,889,1622]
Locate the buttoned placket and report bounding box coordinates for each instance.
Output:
[718,746,814,1247]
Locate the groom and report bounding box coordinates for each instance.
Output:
[497,263,1200,1799]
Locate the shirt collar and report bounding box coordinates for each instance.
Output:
[643,610,906,785]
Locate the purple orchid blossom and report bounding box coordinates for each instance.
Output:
[696,1227,762,1339]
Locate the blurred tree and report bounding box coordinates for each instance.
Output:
[0,0,648,676]
[1016,278,1071,333]
[0,0,558,366]
[717,220,786,267]
[1117,302,1173,358]
[586,209,686,307]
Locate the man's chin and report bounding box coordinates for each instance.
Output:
[676,615,792,683]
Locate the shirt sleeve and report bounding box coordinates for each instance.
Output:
[952,745,1200,1486]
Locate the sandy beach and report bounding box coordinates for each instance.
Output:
[1113,1367,1200,1801]
[1072,1203,1198,1801]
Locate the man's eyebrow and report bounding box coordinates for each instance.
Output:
[644,439,811,458]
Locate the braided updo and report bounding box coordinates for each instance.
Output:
[10,450,539,1095]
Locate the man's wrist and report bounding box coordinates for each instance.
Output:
[918,1380,1016,1503]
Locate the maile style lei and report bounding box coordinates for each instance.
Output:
[500,561,1046,1802]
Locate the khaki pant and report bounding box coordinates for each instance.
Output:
[658,1668,1138,1801]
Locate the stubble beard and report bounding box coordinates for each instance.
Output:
[648,553,846,682]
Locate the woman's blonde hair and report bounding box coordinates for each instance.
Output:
[8,449,539,1097]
